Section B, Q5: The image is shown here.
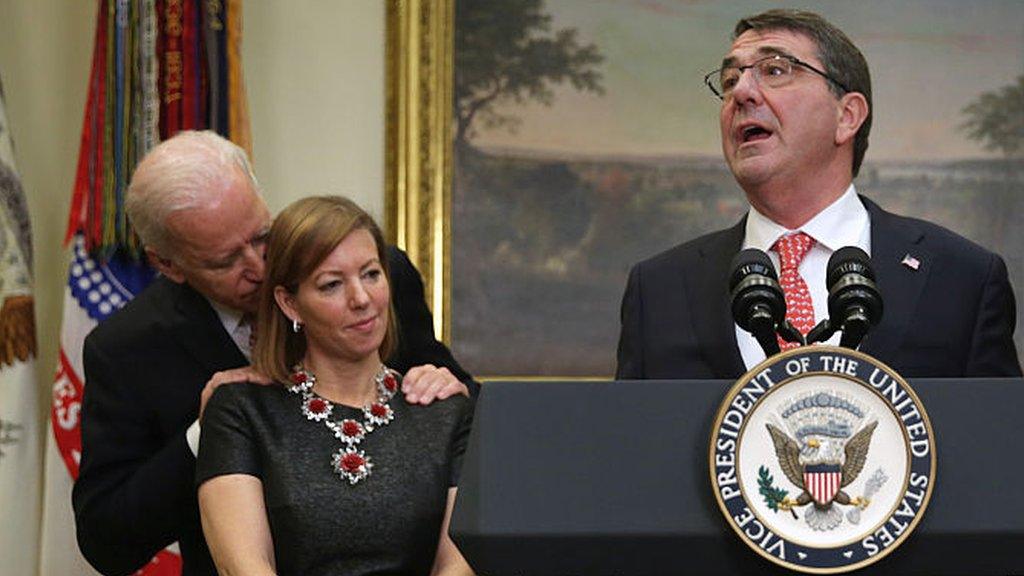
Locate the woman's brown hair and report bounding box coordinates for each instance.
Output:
[252,195,397,383]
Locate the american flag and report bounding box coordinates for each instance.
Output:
[901,254,921,271]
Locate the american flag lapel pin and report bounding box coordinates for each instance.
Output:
[901,254,920,270]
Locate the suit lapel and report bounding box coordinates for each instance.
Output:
[690,219,747,377]
[159,279,249,380]
[858,197,932,358]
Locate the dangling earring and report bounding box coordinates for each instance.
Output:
[292,319,303,333]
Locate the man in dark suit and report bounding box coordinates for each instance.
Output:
[72,131,474,576]
[616,9,1021,380]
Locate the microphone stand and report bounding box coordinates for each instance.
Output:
[749,305,781,357]
[838,306,871,349]
[805,318,837,346]
[777,320,806,347]
[805,313,870,350]
[751,316,806,358]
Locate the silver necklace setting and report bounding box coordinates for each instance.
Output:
[287,364,399,485]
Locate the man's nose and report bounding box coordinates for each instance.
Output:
[729,67,762,105]
[241,244,265,281]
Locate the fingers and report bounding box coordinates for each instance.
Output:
[199,366,274,420]
[402,365,467,405]
[209,366,273,387]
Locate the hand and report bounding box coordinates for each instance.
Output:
[402,364,468,405]
[200,366,274,420]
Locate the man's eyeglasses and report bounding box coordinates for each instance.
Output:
[703,54,850,100]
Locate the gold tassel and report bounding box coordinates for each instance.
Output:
[0,295,36,367]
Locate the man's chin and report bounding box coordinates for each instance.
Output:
[729,159,774,190]
[240,298,261,315]
[230,292,261,315]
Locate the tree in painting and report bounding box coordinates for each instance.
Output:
[454,0,605,147]
[961,75,1024,158]
[452,0,613,374]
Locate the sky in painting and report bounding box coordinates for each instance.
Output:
[471,0,1024,161]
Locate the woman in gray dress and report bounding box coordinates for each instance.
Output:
[197,195,473,575]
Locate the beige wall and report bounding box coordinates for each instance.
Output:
[0,0,385,422]
[0,0,94,423]
[245,1,385,219]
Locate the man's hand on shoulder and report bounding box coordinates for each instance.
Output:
[402,364,468,405]
[200,366,274,420]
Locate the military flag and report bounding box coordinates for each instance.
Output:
[40,1,250,574]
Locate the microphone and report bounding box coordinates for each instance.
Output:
[807,247,883,349]
[729,249,802,357]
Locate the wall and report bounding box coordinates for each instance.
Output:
[0,0,385,422]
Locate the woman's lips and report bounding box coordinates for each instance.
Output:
[347,315,378,332]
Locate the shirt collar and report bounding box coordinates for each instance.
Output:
[743,184,866,251]
[207,298,247,333]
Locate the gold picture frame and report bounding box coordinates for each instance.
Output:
[385,0,453,343]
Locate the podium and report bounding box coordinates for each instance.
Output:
[450,379,1024,575]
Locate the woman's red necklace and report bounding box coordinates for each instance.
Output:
[287,364,400,485]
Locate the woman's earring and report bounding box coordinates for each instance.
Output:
[292,319,302,333]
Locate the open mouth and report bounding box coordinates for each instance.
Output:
[740,124,773,144]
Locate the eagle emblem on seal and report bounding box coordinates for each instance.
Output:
[763,391,881,531]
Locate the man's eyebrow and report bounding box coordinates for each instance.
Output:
[721,45,792,68]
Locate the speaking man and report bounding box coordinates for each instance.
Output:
[616,9,1021,379]
[72,131,474,575]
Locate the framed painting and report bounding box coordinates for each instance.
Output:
[387,0,1024,378]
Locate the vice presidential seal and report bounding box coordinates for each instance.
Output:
[709,346,935,573]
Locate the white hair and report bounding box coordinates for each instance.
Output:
[125,130,260,255]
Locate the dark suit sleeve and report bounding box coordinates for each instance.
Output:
[616,264,645,379]
[385,246,479,394]
[965,253,1022,376]
[72,335,199,575]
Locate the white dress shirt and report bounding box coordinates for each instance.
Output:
[735,184,871,370]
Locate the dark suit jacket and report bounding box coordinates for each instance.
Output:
[73,246,473,576]
[616,196,1022,380]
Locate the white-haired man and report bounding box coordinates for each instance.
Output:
[72,131,474,576]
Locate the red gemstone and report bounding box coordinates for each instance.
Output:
[342,420,362,437]
[341,452,365,472]
[290,372,307,384]
[370,403,388,417]
[383,374,398,392]
[308,398,327,413]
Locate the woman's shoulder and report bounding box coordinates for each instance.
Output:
[207,381,289,413]
[397,393,472,424]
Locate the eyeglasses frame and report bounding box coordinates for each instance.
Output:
[703,54,851,101]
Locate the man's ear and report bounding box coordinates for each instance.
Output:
[144,246,186,283]
[274,285,301,325]
[835,91,869,147]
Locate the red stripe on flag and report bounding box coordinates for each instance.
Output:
[51,350,85,479]
[160,0,184,138]
[180,0,198,129]
[65,0,109,247]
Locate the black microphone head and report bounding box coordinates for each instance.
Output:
[826,246,883,330]
[729,248,778,291]
[827,246,875,289]
[729,248,785,333]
